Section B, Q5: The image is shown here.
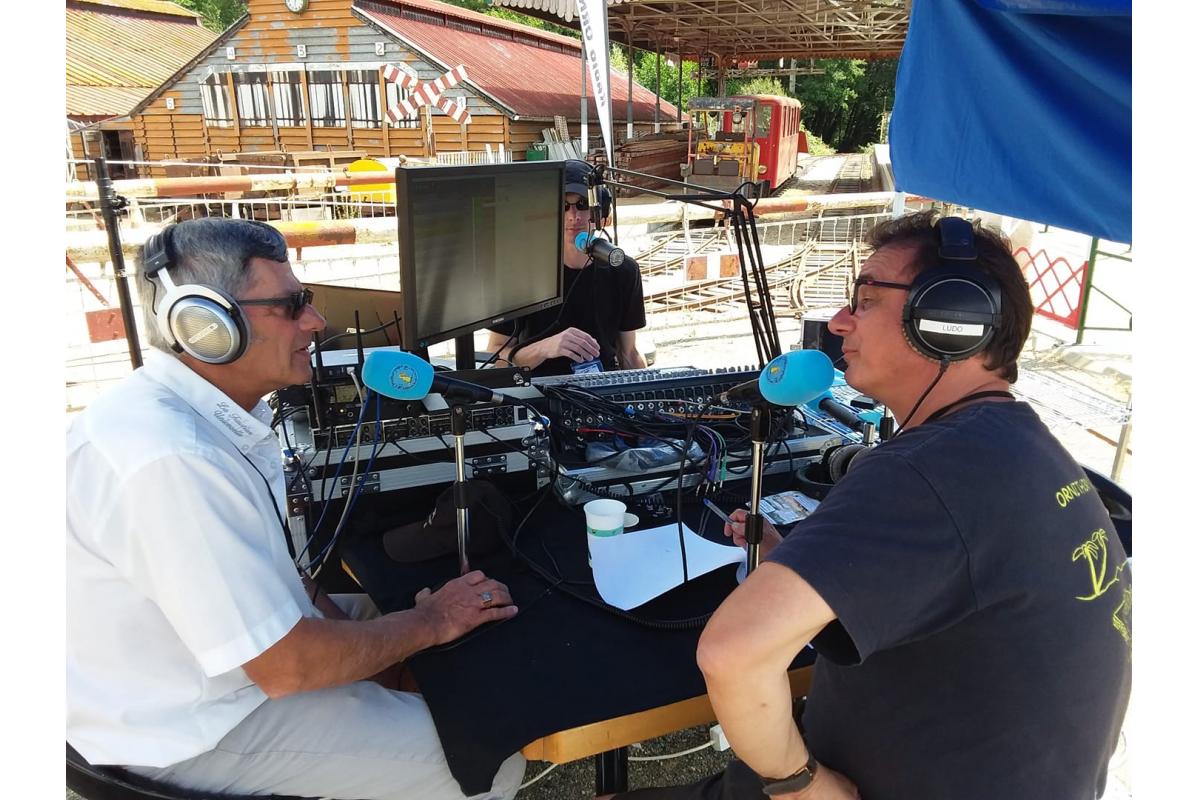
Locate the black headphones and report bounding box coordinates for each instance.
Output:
[900,217,1003,362]
[566,159,613,222]
[142,224,249,365]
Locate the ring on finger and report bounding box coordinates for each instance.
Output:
[480,590,493,607]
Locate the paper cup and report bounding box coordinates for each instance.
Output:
[584,499,626,564]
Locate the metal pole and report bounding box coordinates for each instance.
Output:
[94,156,143,370]
[1076,236,1100,345]
[451,405,471,575]
[677,57,683,123]
[627,37,635,141]
[744,405,771,574]
[580,39,589,157]
[602,10,615,164]
[654,44,662,133]
[1111,396,1132,483]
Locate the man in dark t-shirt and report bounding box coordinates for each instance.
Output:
[612,213,1131,800]
[486,160,647,377]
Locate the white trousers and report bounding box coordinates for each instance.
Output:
[128,595,524,799]
[129,680,525,800]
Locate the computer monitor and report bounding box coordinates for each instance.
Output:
[304,282,404,349]
[395,161,564,351]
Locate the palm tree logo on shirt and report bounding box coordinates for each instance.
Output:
[1071,528,1122,601]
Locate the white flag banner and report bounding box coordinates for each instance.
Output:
[577,0,613,163]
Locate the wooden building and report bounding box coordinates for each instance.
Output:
[115,0,678,177]
[67,0,220,179]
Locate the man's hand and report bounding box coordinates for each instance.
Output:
[413,570,518,646]
[723,508,783,558]
[538,327,600,363]
[772,762,860,799]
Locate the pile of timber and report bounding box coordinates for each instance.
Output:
[612,133,689,196]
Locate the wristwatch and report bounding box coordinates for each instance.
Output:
[760,752,819,796]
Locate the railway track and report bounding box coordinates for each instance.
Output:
[634,153,877,315]
[644,242,815,313]
[636,228,727,277]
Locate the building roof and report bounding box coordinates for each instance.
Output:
[489,0,909,61]
[356,0,678,122]
[66,1,218,119]
[70,0,203,18]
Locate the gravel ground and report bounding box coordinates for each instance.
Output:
[517,725,735,799]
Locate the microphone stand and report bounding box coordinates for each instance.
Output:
[744,403,772,574]
[448,397,472,575]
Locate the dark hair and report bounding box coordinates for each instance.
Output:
[865,210,1033,383]
[135,218,289,354]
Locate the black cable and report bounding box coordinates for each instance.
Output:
[673,398,712,585]
[898,359,950,432]
[479,330,517,368]
[491,481,714,631]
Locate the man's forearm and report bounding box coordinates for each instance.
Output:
[300,575,350,621]
[619,348,647,370]
[246,610,435,698]
[705,666,811,780]
[507,339,546,369]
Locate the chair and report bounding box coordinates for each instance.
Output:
[1080,465,1133,556]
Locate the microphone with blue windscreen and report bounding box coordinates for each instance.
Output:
[718,349,834,407]
[362,350,506,405]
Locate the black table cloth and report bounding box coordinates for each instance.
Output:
[342,486,815,795]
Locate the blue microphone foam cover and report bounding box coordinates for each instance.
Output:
[759,350,835,406]
[574,231,592,253]
[362,350,434,401]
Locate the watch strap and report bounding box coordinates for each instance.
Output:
[760,752,818,796]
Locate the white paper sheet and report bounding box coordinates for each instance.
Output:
[589,524,747,610]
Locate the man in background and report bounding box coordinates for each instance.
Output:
[488,159,647,376]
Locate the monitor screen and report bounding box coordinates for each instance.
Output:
[395,161,564,348]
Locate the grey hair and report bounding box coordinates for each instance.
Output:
[135,218,289,354]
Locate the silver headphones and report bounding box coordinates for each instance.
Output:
[142,224,248,364]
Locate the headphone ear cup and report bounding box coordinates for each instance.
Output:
[161,285,248,364]
[902,269,1001,362]
[598,186,612,221]
[827,444,868,483]
[819,444,843,480]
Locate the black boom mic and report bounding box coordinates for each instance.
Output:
[817,396,868,432]
[574,232,624,267]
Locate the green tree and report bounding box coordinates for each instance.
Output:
[792,58,897,152]
[175,0,246,32]
[610,47,701,119]
[443,0,577,36]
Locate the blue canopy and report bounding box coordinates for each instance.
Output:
[890,0,1131,243]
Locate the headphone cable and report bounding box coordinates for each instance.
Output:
[897,359,949,432]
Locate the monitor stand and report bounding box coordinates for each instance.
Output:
[454,333,476,371]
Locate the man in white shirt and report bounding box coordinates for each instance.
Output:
[66,218,525,800]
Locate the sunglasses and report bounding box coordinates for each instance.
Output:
[850,277,911,314]
[564,199,591,212]
[238,288,314,320]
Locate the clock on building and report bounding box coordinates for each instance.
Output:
[285,0,309,13]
